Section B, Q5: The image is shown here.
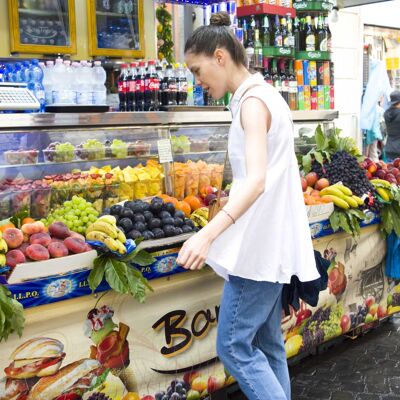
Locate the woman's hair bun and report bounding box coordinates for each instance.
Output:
[210,11,231,27]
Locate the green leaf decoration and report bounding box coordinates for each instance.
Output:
[315,125,326,151]
[329,210,341,232]
[105,259,128,294]
[9,207,29,229]
[128,249,156,267]
[302,153,312,173]
[88,255,107,293]
[314,151,324,166]
[0,285,25,342]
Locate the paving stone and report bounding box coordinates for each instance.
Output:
[302,387,331,399]
[340,381,366,393]
[330,392,355,400]
[356,394,381,400]
[366,383,391,394]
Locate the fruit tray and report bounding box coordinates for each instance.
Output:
[4,150,39,165]
[7,250,98,284]
[306,202,334,224]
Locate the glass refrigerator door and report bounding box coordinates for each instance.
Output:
[8,0,76,54]
[87,0,145,58]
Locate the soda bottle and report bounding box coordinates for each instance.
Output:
[118,63,129,112]
[135,61,146,111]
[144,60,160,111]
[176,63,188,106]
[156,65,164,107]
[162,64,177,106]
[128,62,137,111]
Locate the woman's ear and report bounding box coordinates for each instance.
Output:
[214,48,225,66]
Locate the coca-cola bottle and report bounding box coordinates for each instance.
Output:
[176,63,187,106]
[161,65,177,106]
[128,62,137,111]
[156,65,163,108]
[135,61,146,111]
[144,60,160,111]
[118,63,129,111]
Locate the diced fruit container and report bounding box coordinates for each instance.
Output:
[10,189,31,215]
[190,140,209,152]
[134,180,149,199]
[147,178,163,197]
[209,140,227,151]
[103,183,121,209]
[4,150,39,165]
[84,184,104,212]
[173,172,186,200]
[306,202,335,224]
[43,148,76,163]
[50,186,71,209]
[0,189,12,220]
[109,143,128,159]
[76,147,107,161]
[127,142,151,157]
[30,183,52,219]
[185,171,200,197]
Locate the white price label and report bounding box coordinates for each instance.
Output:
[157,139,173,163]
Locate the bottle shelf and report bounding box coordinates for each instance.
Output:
[237,4,296,18]
[263,46,295,58]
[292,1,333,12]
[295,50,331,60]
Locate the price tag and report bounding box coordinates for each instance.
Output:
[157,139,173,163]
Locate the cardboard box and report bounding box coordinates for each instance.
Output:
[306,202,334,224]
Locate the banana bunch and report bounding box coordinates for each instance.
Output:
[0,231,7,267]
[86,215,127,255]
[190,207,209,228]
[370,179,394,202]
[320,184,364,210]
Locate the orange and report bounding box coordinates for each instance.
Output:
[176,201,191,217]
[184,195,202,212]
[321,197,333,204]
[0,222,15,233]
[159,194,170,201]
[21,217,35,225]
[163,196,179,208]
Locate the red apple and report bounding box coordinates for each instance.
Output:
[391,168,400,177]
[340,315,351,333]
[207,373,226,393]
[376,170,386,179]
[365,296,375,309]
[377,305,388,319]
[315,178,330,191]
[305,172,318,187]
[394,158,400,168]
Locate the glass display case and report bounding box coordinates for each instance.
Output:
[87,0,144,58]
[8,0,76,54]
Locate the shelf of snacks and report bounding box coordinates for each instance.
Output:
[8,0,77,55]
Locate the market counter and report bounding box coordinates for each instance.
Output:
[0,223,396,400]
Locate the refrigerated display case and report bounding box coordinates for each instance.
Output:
[8,0,77,54]
[87,0,145,58]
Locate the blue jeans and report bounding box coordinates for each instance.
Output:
[217,275,290,400]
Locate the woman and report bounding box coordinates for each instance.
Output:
[384,90,400,161]
[176,12,319,400]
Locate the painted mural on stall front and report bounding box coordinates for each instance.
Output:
[0,225,398,400]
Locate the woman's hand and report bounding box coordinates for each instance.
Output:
[176,231,212,270]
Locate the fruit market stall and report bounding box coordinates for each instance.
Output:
[0,110,399,400]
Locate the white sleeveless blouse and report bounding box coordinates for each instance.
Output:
[206,73,319,283]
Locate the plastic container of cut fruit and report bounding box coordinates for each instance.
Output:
[103,183,121,209]
[127,142,151,157]
[85,184,104,212]
[185,171,200,197]
[43,148,76,163]
[0,189,12,220]
[4,150,39,165]
[190,140,209,153]
[76,147,107,161]
[10,189,31,215]
[173,172,186,200]
[30,186,52,219]
[134,180,149,199]
[147,178,163,197]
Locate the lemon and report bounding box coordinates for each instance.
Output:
[285,334,303,358]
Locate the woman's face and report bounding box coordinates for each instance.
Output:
[185,50,228,100]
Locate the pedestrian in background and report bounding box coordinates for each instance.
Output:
[177,11,319,400]
[384,90,400,161]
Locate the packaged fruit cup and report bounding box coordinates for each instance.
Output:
[30,184,51,219]
[104,182,120,209]
[147,177,163,196]
[210,164,224,188]
[173,171,186,200]
[109,139,128,158]
[190,139,209,153]
[43,148,75,163]
[198,166,212,194]
[185,171,200,197]
[50,186,70,209]
[69,175,87,199]
[85,182,104,213]
[0,189,11,220]
[134,179,149,199]
[10,188,31,215]
[76,139,107,161]
[4,149,39,165]
[127,141,151,157]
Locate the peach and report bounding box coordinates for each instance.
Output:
[30,232,52,247]
[377,305,387,319]
[191,376,208,392]
[300,177,308,192]
[26,244,50,261]
[315,178,330,191]
[48,221,70,239]
[6,249,26,268]
[3,228,24,249]
[207,373,226,393]
[64,237,86,254]
[48,242,69,258]
[21,221,45,235]
[183,371,200,385]
[16,242,30,257]
[69,231,86,241]
[305,172,318,187]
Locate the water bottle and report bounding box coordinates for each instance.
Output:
[92,60,107,105]
[43,61,54,105]
[28,59,45,112]
[4,64,15,82]
[22,60,31,83]
[76,61,93,105]
[0,62,5,82]
[194,84,204,106]
[184,63,194,106]
[52,58,66,104]
[14,62,24,83]
[71,61,81,104]
[63,60,76,104]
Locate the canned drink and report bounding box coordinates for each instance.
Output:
[309,61,317,86]
[304,85,311,110]
[317,61,324,86]
[323,61,330,85]
[297,86,305,110]
[211,3,220,13]
[317,85,324,110]
[303,60,310,85]
[227,1,236,14]
[235,27,244,44]
[324,85,330,110]
[295,60,303,85]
